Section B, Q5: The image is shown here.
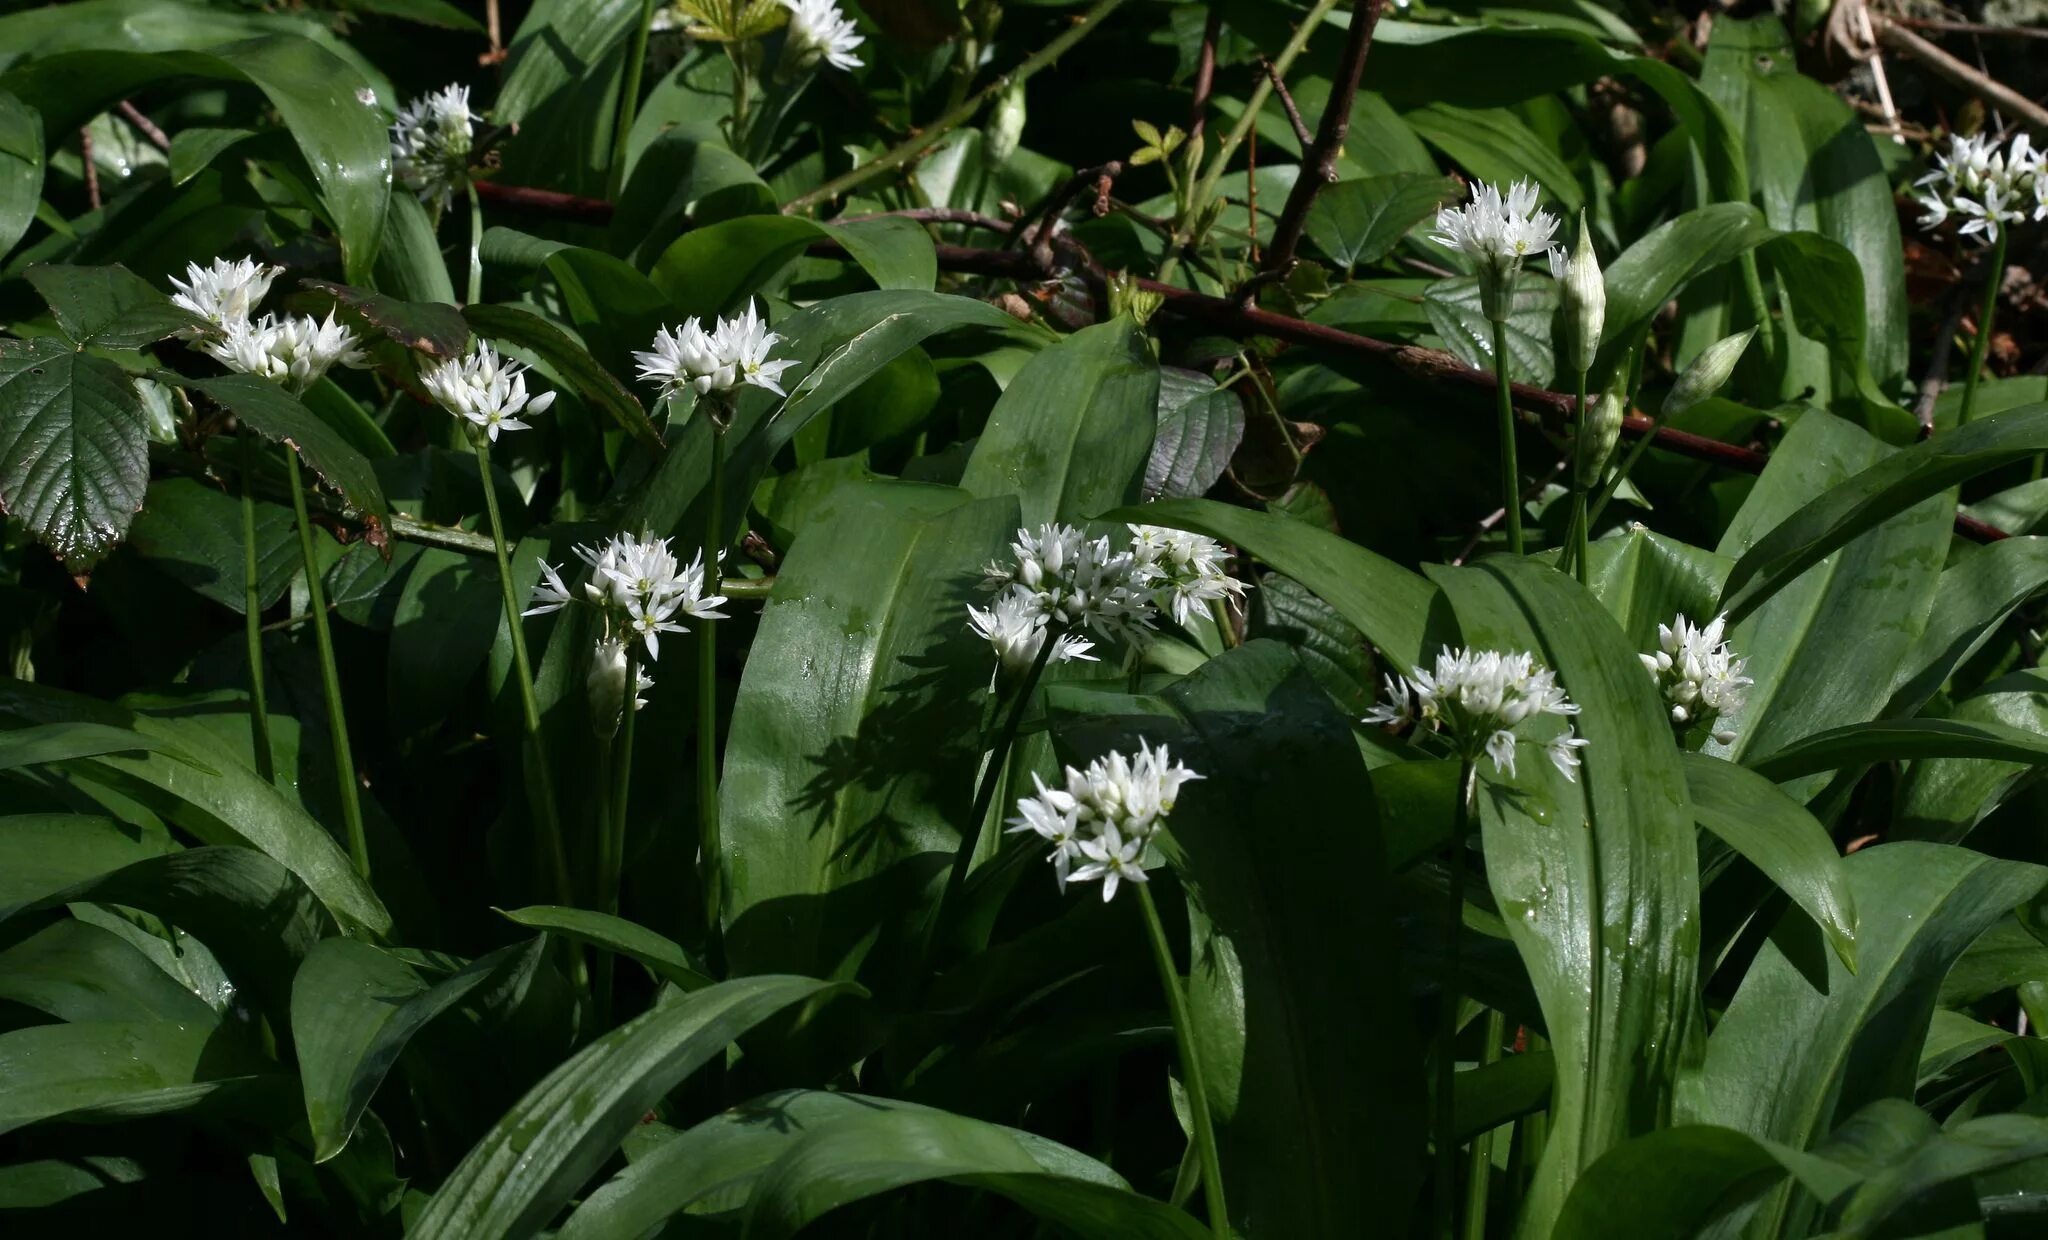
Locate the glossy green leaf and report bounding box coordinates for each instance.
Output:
[1593,203,1773,385]
[410,975,852,1240]
[649,215,937,318]
[741,1107,1209,1240]
[1682,752,1856,970]
[0,918,217,1025]
[1679,843,2048,1237]
[1836,1114,2048,1238]
[293,937,543,1162]
[961,319,1159,526]
[721,485,1017,981]
[1749,718,2048,781]
[1303,172,1460,270]
[305,279,468,358]
[0,721,172,772]
[385,547,498,735]
[0,1020,270,1139]
[128,477,298,614]
[1940,918,2048,1009]
[0,89,41,259]
[1430,557,1701,1233]
[167,125,256,186]
[463,302,661,454]
[1552,1125,1857,1240]
[0,337,150,566]
[1050,642,1424,1235]
[1404,102,1582,216]
[1581,524,1732,650]
[1101,498,1440,673]
[1422,274,1556,388]
[1896,670,2048,843]
[0,813,173,908]
[166,374,388,515]
[1885,536,2048,717]
[498,905,710,990]
[0,679,389,936]
[23,263,199,348]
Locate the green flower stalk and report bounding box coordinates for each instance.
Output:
[1548,214,1605,582]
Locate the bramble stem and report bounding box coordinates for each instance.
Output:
[698,427,727,934]
[473,436,573,905]
[285,450,368,879]
[1491,319,1524,556]
[241,434,274,783]
[1435,759,1477,1239]
[1960,228,2008,429]
[1136,882,1231,1238]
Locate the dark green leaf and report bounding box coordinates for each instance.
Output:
[1581,524,1731,650]
[1303,173,1460,270]
[462,302,661,454]
[1885,536,2048,717]
[0,89,42,259]
[1553,1125,1857,1240]
[0,1020,270,1138]
[0,813,173,908]
[0,918,217,1025]
[1896,670,2048,843]
[304,279,469,358]
[1748,718,2048,782]
[166,373,388,515]
[167,125,256,186]
[0,336,149,565]
[1145,367,1243,502]
[1422,274,1555,388]
[1594,203,1773,385]
[0,721,172,772]
[24,263,200,348]
[649,215,937,318]
[498,906,711,991]
[1682,752,1856,970]
[128,477,298,614]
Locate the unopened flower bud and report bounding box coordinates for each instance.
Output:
[988,82,1027,166]
[1576,389,1624,487]
[1108,270,1164,326]
[1663,328,1755,420]
[587,636,631,738]
[1547,213,1605,376]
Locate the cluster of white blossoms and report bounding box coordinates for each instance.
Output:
[390,84,476,212]
[1008,742,1202,901]
[1914,131,2047,244]
[1641,613,1751,744]
[1364,646,1588,782]
[422,343,558,442]
[527,532,728,731]
[1432,179,1560,320]
[634,302,799,409]
[172,257,368,395]
[1128,524,1248,626]
[780,0,864,70]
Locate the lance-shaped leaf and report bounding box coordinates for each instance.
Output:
[1682,752,1856,970]
[162,373,387,516]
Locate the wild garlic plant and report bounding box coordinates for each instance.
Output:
[1547,213,1605,584]
[389,84,486,301]
[1642,613,1752,746]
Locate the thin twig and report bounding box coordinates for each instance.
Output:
[472,178,617,222]
[1264,0,1386,275]
[80,128,100,210]
[1021,161,1122,270]
[116,101,171,152]
[836,207,1015,233]
[1261,59,1314,147]
[1189,9,1222,141]
[783,0,1131,215]
[1872,16,2048,130]
[1894,14,2048,40]
[1914,286,1967,433]
[481,0,508,65]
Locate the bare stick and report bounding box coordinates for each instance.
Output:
[116,101,171,152]
[1261,59,1314,147]
[80,128,100,210]
[1872,16,2048,131]
[1263,0,1387,275]
[1189,9,1222,141]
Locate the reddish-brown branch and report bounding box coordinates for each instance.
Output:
[1261,59,1314,147]
[1263,0,1386,275]
[472,179,617,223]
[117,101,171,152]
[474,179,2007,544]
[1188,9,1222,142]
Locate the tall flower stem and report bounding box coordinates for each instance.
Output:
[1136,882,1230,1239]
[465,180,485,306]
[241,433,275,783]
[1567,371,1590,585]
[607,0,658,201]
[1462,1007,1506,1240]
[592,726,617,1030]
[1490,319,1524,556]
[285,450,369,879]
[945,635,1058,911]
[474,436,573,905]
[698,427,728,934]
[1960,228,2008,429]
[1435,759,1478,1240]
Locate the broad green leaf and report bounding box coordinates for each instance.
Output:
[721,485,1017,982]
[1404,102,1582,215]
[128,477,298,614]
[1762,232,1905,425]
[741,1107,1209,1240]
[1145,366,1243,501]
[649,215,938,318]
[374,190,455,304]
[1050,643,1425,1235]
[0,721,173,772]
[23,262,199,347]
[1679,843,2048,1237]
[1303,173,1459,270]
[463,303,661,454]
[0,679,389,936]
[1452,1049,1554,1144]
[305,279,468,358]
[1718,402,2048,626]
[481,227,675,384]
[1836,1114,2048,1238]
[1749,718,2048,782]
[410,975,852,1240]
[1553,1125,1858,1240]
[0,918,217,1025]
[611,133,774,266]
[1682,752,1856,970]
[498,905,710,990]
[1101,497,1440,673]
[1712,413,1951,786]
[1940,918,2048,1009]
[0,1020,271,1139]
[385,547,498,736]
[0,336,150,565]
[0,38,391,282]
[167,125,256,186]
[0,89,41,259]
[1594,203,1773,386]
[1430,557,1701,1233]
[961,319,1159,526]
[1581,524,1731,649]
[1422,274,1556,388]
[0,813,173,907]
[166,374,388,516]
[1896,670,2048,843]
[1885,536,2048,717]
[292,937,544,1162]
[1247,573,1376,714]
[1919,1009,2012,1082]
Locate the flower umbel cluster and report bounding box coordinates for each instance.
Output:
[390,84,476,212]
[1364,646,1588,781]
[976,524,1158,680]
[1914,131,2046,244]
[779,0,864,70]
[170,258,280,331]
[1129,524,1247,626]
[967,592,1099,687]
[1641,613,1751,744]
[204,312,369,394]
[634,302,799,412]
[422,343,558,442]
[1008,742,1202,901]
[1433,179,1560,321]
